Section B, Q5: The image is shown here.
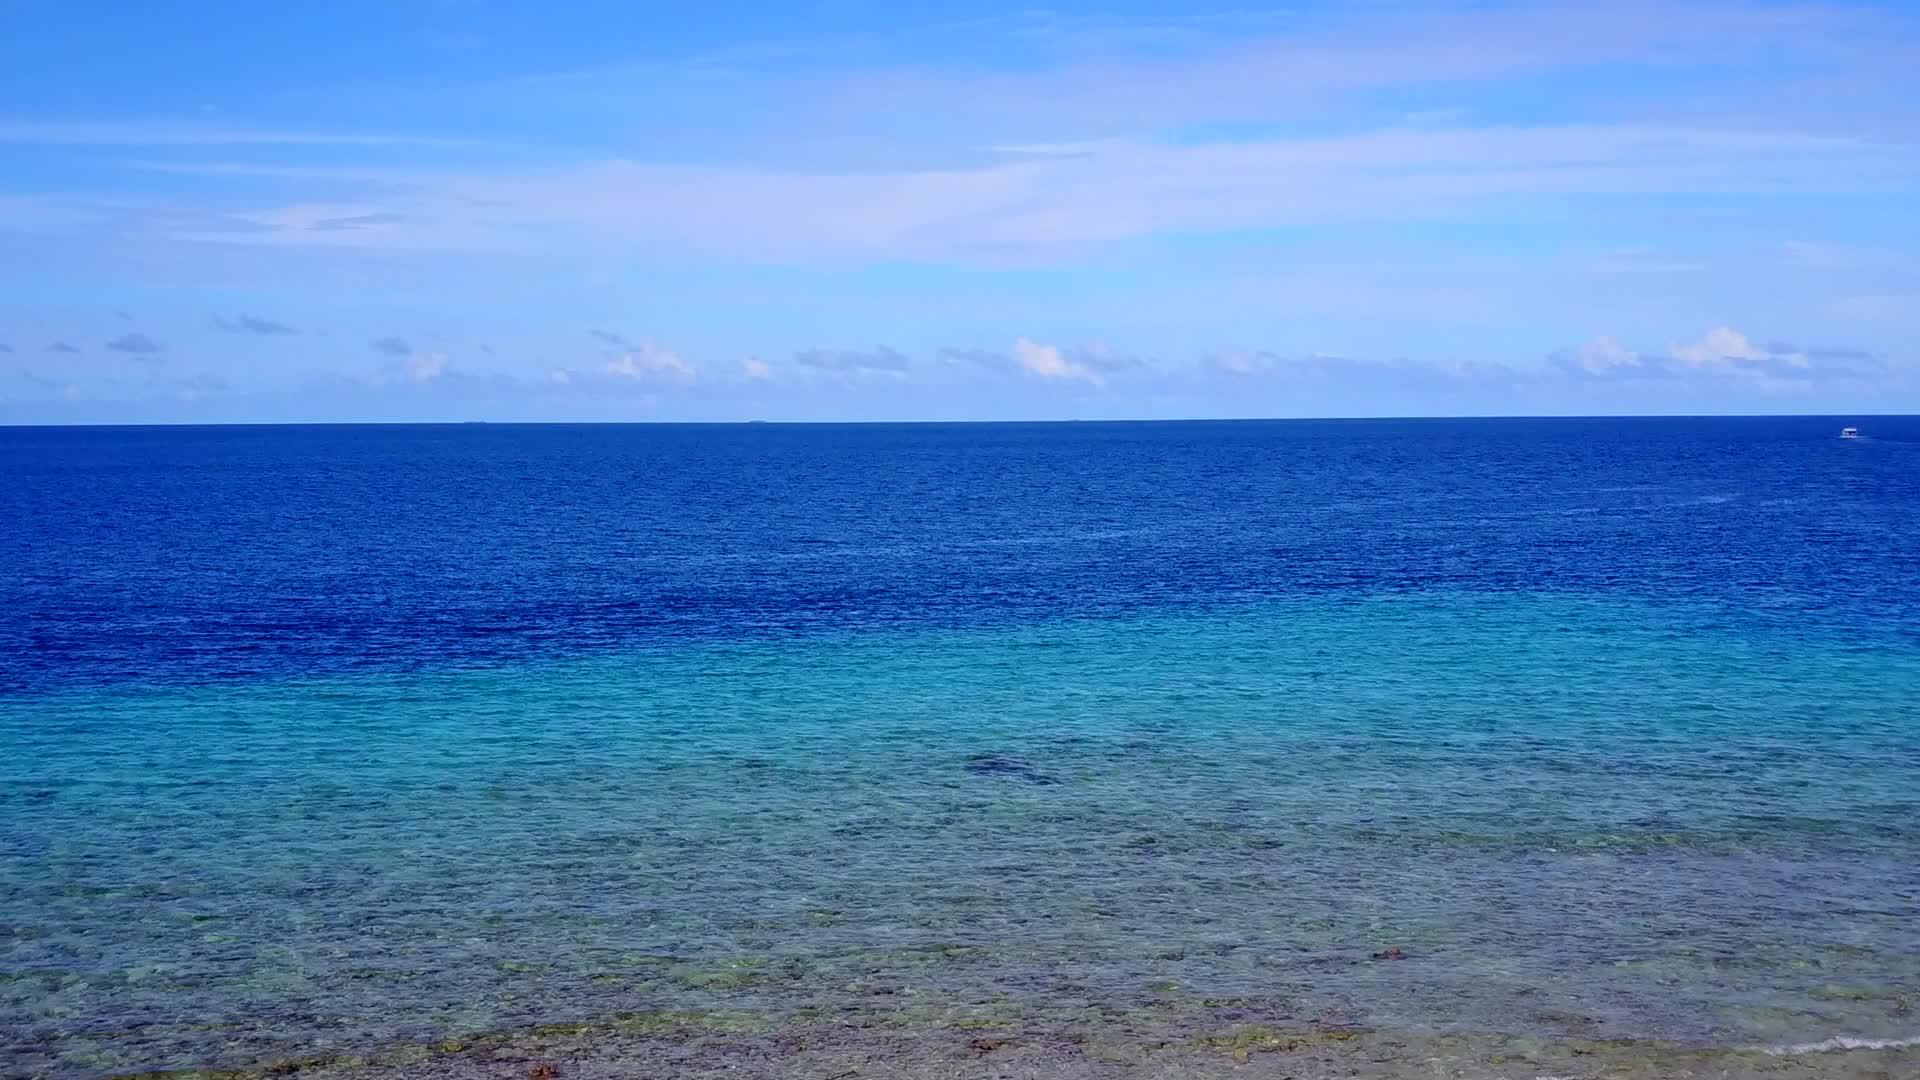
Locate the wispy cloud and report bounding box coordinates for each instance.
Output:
[1074,340,1144,374]
[129,123,1915,264]
[794,346,910,374]
[2,2,1915,420]
[216,314,297,335]
[106,332,165,355]
[1828,294,1920,322]
[1204,350,1474,384]
[164,373,231,400]
[7,4,1915,275]
[0,122,494,148]
[19,371,82,400]
[604,341,694,383]
[310,212,407,232]
[47,341,80,354]
[493,3,1878,145]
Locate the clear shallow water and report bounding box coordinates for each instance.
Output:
[2,418,1919,1076]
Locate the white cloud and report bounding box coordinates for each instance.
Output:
[1013,336,1100,383]
[407,352,447,382]
[1671,326,1764,367]
[549,367,572,384]
[1213,351,1257,375]
[1569,335,1642,374]
[1555,327,1874,388]
[1206,349,1274,376]
[1204,350,1352,377]
[605,342,694,383]
[1668,326,1819,376]
[742,356,772,379]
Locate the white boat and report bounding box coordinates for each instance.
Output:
[1840,426,1860,439]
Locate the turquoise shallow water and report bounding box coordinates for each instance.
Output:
[5,418,1920,1076]
[6,592,1919,1075]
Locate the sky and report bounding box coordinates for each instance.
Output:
[1,0,1917,423]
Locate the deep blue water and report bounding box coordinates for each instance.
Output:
[3,418,1919,1076]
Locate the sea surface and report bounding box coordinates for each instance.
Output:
[2,417,1918,1078]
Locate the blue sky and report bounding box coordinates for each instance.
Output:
[2,0,1917,422]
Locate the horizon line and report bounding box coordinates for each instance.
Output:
[0,412,1903,430]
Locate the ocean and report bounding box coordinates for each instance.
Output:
[3,417,1918,1079]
